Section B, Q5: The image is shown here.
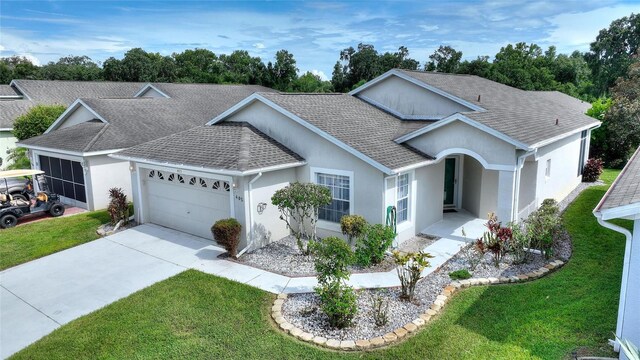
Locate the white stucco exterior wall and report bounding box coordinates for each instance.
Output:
[85,155,132,210]
[620,219,640,360]
[0,131,17,169]
[57,105,96,130]
[534,131,583,206]
[407,121,517,167]
[245,168,297,250]
[414,161,445,234]
[461,156,498,218]
[357,75,472,118]
[225,101,385,238]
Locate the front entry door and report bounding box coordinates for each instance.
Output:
[443,157,457,207]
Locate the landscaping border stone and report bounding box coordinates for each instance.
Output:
[271,259,566,351]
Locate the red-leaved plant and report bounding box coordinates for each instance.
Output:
[477,213,512,267]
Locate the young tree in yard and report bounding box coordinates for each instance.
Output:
[271,182,331,255]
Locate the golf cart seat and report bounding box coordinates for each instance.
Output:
[36,192,48,202]
[11,198,30,207]
[0,193,8,203]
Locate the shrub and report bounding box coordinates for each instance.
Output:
[371,294,389,327]
[311,236,353,284]
[340,215,367,244]
[271,182,331,255]
[393,251,434,301]
[316,281,357,328]
[107,187,129,226]
[211,218,242,258]
[355,224,395,267]
[12,104,66,140]
[312,237,357,329]
[509,221,532,264]
[477,213,512,267]
[527,199,561,259]
[449,269,472,280]
[582,158,604,182]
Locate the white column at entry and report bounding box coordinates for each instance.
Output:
[496,169,516,222]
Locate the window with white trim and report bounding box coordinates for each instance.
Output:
[396,173,410,223]
[315,171,351,223]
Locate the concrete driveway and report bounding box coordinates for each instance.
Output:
[0,224,222,359]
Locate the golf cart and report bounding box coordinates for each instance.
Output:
[0,169,65,229]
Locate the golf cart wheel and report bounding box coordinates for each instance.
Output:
[0,214,17,229]
[11,194,27,202]
[49,204,65,217]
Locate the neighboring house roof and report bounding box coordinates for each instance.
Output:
[0,100,33,129]
[358,69,600,148]
[0,80,145,129]
[19,84,273,153]
[217,92,434,173]
[10,79,143,103]
[0,85,20,97]
[594,146,640,218]
[113,122,305,175]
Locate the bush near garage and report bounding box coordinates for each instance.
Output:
[212,218,242,258]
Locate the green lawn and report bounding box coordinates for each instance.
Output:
[0,210,110,270]
[12,171,628,359]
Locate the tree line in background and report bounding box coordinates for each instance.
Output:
[1,13,637,167]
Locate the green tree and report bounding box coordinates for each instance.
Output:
[173,48,223,83]
[586,13,640,96]
[457,56,493,77]
[425,45,462,73]
[267,50,298,91]
[12,104,66,140]
[379,46,420,72]
[102,48,176,82]
[0,56,40,83]
[39,55,103,81]
[219,50,268,85]
[591,60,640,167]
[491,42,556,90]
[291,72,333,93]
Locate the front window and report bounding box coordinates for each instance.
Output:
[316,172,350,223]
[397,173,410,223]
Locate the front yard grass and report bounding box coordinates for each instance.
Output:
[12,171,627,359]
[0,210,110,270]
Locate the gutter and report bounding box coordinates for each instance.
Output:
[237,172,263,257]
[594,213,632,352]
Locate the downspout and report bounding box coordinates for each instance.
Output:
[512,150,536,222]
[595,213,632,352]
[237,172,263,257]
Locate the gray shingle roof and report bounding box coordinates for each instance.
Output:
[115,122,304,173]
[17,120,106,152]
[20,84,273,152]
[1,80,145,129]
[396,70,599,146]
[0,85,20,97]
[257,92,434,171]
[596,146,640,212]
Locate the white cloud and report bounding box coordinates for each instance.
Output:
[310,69,328,81]
[419,25,439,32]
[542,4,639,52]
[253,42,266,49]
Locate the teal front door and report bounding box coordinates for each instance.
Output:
[444,158,456,207]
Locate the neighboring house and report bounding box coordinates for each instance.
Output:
[593,146,640,359]
[0,80,144,167]
[112,69,599,251]
[18,84,273,210]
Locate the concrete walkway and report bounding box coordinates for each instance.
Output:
[1,220,475,358]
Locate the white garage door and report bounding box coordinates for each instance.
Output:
[143,169,231,240]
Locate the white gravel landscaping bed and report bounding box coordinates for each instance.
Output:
[281,229,572,341]
[238,234,439,277]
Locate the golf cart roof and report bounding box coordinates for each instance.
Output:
[0,169,45,179]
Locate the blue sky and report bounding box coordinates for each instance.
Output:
[1,0,638,79]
